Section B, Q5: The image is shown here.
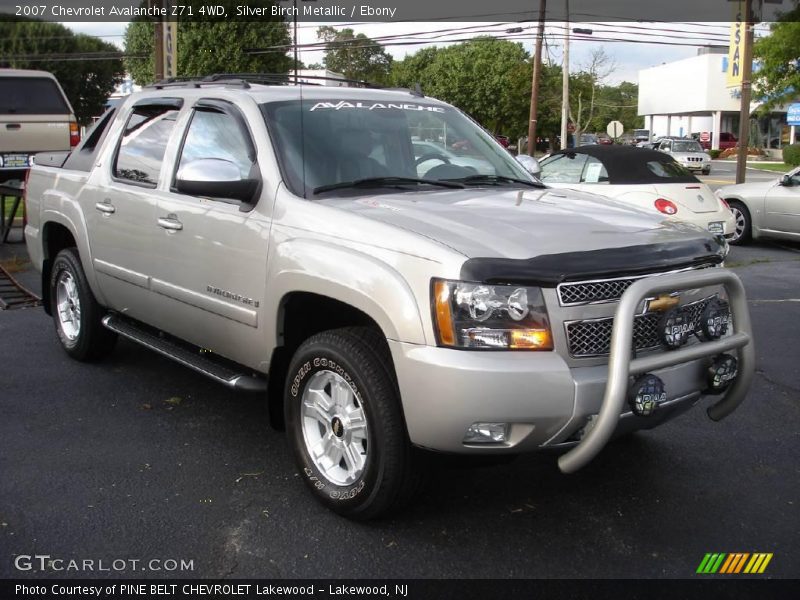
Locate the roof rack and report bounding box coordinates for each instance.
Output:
[147,73,377,90]
[145,73,424,96]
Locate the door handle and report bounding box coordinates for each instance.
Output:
[6,123,21,130]
[158,215,183,231]
[95,201,115,214]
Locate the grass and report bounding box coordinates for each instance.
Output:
[747,162,795,173]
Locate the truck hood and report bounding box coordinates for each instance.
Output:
[318,187,721,261]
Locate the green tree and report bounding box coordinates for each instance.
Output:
[589,81,642,133]
[0,16,123,124]
[753,3,800,110]
[124,2,291,86]
[391,38,547,140]
[317,26,393,84]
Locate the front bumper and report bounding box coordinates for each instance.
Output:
[390,269,754,472]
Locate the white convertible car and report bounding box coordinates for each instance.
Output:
[538,146,735,238]
[715,166,800,244]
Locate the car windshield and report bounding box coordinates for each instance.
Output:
[261,99,533,197]
[672,141,704,153]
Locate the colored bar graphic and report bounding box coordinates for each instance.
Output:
[699,552,773,574]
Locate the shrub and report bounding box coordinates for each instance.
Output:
[783,143,800,166]
[709,149,722,159]
[719,146,766,159]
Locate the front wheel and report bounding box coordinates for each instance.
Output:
[728,200,752,245]
[702,167,711,175]
[49,248,116,361]
[284,327,423,519]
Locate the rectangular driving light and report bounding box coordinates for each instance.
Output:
[463,422,508,444]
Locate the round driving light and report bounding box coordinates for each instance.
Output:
[700,299,731,340]
[707,354,738,392]
[660,308,693,349]
[628,374,666,417]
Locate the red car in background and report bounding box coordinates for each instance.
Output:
[695,132,738,151]
[494,134,510,148]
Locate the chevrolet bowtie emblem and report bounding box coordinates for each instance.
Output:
[647,294,681,312]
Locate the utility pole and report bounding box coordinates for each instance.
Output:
[560,0,569,150]
[528,0,547,157]
[153,0,164,82]
[735,0,754,184]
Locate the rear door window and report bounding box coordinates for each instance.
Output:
[114,106,179,187]
[0,77,70,115]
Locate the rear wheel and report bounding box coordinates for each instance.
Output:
[728,200,752,245]
[284,327,424,519]
[50,248,116,361]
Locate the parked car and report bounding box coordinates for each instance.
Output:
[0,69,79,183]
[494,134,510,148]
[695,132,738,151]
[657,139,712,175]
[538,146,735,237]
[715,166,800,244]
[24,79,753,519]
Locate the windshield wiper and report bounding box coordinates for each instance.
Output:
[313,177,465,195]
[447,174,546,188]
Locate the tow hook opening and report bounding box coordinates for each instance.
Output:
[706,354,739,394]
[628,374,666,417]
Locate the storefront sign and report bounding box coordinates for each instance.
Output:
[788,103,800,126]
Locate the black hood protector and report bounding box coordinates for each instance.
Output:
[461,238,726,286]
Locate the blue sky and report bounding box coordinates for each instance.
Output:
[66,20,724,85]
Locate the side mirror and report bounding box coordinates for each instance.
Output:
[515,154,542,177]
[779,174,793,187]
[175,158,259,203]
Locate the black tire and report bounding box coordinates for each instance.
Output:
[702,168,711,175]
[284,327,424,519]
[728,200,752,245]
[49,248,117,361]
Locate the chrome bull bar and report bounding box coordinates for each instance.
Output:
[558,268,754,474]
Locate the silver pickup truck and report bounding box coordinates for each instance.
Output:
[24,78,754,519]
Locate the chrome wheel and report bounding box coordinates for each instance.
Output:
[301,369,369,486]
[730,206,747,242]
[55,270,81,341]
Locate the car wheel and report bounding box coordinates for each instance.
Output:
[284,327,424,519]
[702,168,711,175]
[50,248,117,361]
[727,200,752,245]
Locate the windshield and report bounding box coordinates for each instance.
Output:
[261,99,533,197]
[672,141,704,153]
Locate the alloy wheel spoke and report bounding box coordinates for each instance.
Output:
[342,443,365,477]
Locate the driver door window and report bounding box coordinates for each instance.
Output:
[177,108,254,184]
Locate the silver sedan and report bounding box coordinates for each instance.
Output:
[716,166,800,244]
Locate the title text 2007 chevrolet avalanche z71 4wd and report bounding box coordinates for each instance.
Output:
[25,78,754,519]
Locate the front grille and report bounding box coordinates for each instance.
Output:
[558,277,638,305]
[565,296,715,358]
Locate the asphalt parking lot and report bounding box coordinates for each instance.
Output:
[0,231,798,580]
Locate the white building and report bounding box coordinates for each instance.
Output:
[638,48,796,153]
[290,69,350,87]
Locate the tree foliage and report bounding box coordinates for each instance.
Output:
[391,38,536,138]
[753,3,800,110]
[317,26,393,85]
[124,2,291,86]
[0,16,124,124]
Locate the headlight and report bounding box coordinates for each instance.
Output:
[432,279,553,350]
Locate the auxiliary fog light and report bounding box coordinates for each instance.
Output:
[463,422,508,444]
[628,374,666,417]
[700,299,731,340]
[660,308,694,349]
[707,354,738,393]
